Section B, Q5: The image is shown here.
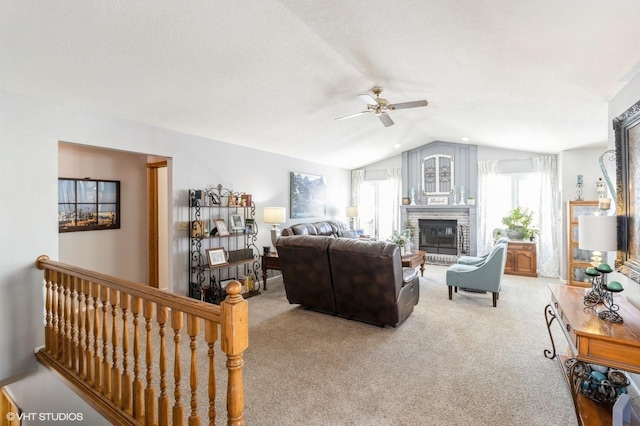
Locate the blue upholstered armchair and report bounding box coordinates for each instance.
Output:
[446,242,508,307]
[457,237,509,266]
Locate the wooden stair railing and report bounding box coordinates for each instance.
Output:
[35,255,248,426]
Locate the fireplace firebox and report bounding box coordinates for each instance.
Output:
[419,219,458,255]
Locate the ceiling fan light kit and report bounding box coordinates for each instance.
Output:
[335,86,428,127]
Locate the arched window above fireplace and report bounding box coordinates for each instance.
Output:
[421,154,454,195]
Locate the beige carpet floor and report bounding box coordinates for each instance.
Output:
[234,265,584,425]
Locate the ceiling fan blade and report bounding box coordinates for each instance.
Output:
[358,93,377,105]
[389,100,428,110]
[335,111,369,121]
[378,113,394,127]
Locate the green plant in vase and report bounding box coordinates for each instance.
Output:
[501,206,539,240]
[388,230,411,253]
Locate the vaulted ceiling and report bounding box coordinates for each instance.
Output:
[2,1,639,169]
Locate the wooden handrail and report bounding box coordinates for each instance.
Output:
[34,255,248,426]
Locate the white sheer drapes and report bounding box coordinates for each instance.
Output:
[533,155,559,277]
[351,169,365,228]
[387,168,402,232]
[477,160,501,256]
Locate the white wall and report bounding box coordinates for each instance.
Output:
[58,143,149,283]
[0,91,350,415]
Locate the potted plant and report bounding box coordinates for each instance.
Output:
[501,207,538,240]
[387,230,411,254]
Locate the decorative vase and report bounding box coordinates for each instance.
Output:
[506,228,525,240]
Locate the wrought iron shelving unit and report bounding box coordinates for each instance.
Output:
[188,184,261,303]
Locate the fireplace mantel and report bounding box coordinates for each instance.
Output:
[401,205,476,213]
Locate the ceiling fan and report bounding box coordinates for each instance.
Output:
[335,87,428,127]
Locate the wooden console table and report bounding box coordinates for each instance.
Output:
[401,250,426,277]
[544,283,640,425]
[261,253,280,290]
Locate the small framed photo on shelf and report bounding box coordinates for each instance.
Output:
[206,247,228,267]
[245,218,256,234]
[214,218,230,236]
[229,213,244,231]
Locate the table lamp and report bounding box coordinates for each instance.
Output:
[264,207,286,250]
[578,214,621,321]
[346,206,358,230]
[578,215,617,266]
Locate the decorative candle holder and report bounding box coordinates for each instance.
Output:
[599,280,624,323]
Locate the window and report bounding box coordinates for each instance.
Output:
[58,178,120,232]
[496,172,539,217]
[359,180,394,240]
[421,154,454,195]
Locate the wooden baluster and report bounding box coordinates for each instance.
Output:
[205,320,218,425]
[77,278,86,379]
[120,293,131,411]
[132,296,144,420]
[144,301,156,426]
[62,273,70,363]
[172,310,184,426]
[110,289,121,406]
[221,281,248,426]
[93,283,102,391]
[157,306,170,426]
[83,280,93,383]
[101,285,111,397]
[44,268,53,353]
[69,275,78,371]
[54,271,63,359]
[187,315,201,426]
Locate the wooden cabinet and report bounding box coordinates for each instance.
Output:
[566,200,600,287]
[504,241,537,277]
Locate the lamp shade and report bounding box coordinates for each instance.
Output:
[346,206,358,218]
[578,215,617,251]
[264,207,286,224]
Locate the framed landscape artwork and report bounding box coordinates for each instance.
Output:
[58,178,120,232]
[290,172,326,218]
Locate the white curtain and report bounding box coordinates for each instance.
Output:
[351,169,365,228]
[387,168,402,232]
[477,160,501,256]
[533,155,559,277]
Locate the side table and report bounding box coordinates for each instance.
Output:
[544,283,640,425]
[261,253,280,290]
[401,250,426,277]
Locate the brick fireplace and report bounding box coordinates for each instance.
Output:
[400,141,478,264]
[404,205,476,265]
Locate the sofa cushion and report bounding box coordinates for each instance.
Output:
[281,220,347,237]
[276,235,337,314]
[337,229,358,238]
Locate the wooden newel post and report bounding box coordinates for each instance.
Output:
[220,280,248,426]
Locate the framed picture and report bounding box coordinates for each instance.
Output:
[614,99,640,283]
[214,218,230,236]
[290,172,326,218]
[245,218,256,234]
[58,178,120,232]
[229,213,244,231]
[206,247,228,267]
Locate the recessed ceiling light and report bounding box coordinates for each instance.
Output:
[393,143,401,149]
[461,137,470,142]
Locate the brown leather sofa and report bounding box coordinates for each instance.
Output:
[276,235,420,327]
[280,220,351,238]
